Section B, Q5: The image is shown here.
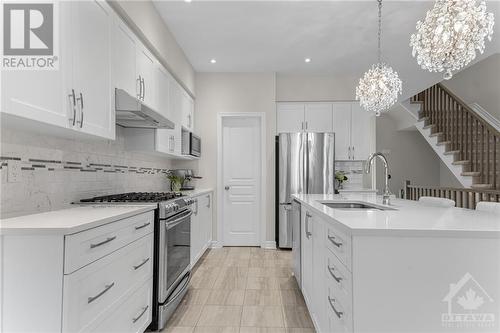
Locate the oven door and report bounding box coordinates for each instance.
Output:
[158,209,192,303]
[190,133,201,157]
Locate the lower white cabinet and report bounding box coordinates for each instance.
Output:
[1,211,154,333]
[190,192,213,266]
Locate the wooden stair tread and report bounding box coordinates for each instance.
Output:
[452,160,470,165]
[444,150,460,155]
[423,124,436,130]
[429,132,443,137]
[471,184,494,190]
[436,141,451,146]
[461,171,481,176]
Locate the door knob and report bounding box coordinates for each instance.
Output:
[224,186,230,190]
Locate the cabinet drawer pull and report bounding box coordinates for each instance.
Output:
[132,305,149,323]
[305,212,312,238]
[90,236,116,249]
[133,257,150,270]
[88,282,115,304]
[207,195,211,208]
[135,222,151,230]
[327,265,343,283]
[328,235,342,248]
[328,296,344,319]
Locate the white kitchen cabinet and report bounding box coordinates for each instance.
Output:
[112,18,138,98]
[137,46,158,109]
[1,210,154,333]
[181,89,194,131]
[71,0,115,139]
[332,103,352,160]
[301,209,314,307]
[277,103,305,133]
[190,192,213,266]
[305,103,333,132]
[1,1,115,140]
[1,2,71,130]
[333,102,375,161]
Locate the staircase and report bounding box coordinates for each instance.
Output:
[409,83,500,190]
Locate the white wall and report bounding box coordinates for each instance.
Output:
[109,0,196,96]
[375,115,442,196]
[276,74,358,101]
[177,73,276,244]
[442,53,500,121]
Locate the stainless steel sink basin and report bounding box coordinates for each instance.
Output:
[321,202,395,211]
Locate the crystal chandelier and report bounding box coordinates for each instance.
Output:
[356,0,402,116]
[410,0,495,80]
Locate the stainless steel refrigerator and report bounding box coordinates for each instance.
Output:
[277,132,335,248]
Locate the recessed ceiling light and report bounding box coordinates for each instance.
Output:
[184,0,192,2]
[210,59,217,64]
[304,58,311,63]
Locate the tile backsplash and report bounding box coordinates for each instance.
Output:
[0,126,173,219]
[335,160,372,190]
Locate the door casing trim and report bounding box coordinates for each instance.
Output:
[217,112,267,247]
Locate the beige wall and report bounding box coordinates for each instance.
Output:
[442,53,500,121]
[109,0,196,96]
[276,74,359,102]
[177,73,277,244]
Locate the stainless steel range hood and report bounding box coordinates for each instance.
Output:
[115,88,175,129]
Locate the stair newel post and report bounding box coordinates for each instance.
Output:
[481,125,485,184]
[493,136,496,189]
[486,129,490,186]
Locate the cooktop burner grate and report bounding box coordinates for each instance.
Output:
[80,192,183,203]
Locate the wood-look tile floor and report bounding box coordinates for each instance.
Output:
[163,247,315,333]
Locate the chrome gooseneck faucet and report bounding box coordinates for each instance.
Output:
[365,152,391,205]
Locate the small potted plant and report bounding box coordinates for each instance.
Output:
[166,172,184,192]
[335,170,348,190]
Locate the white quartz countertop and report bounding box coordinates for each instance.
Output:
[0,204,156,236]
[293,194,500,237]
[181,188,214,197]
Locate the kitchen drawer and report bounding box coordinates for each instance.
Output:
[326,277,353,333]
[326,247,352,307]
[325,222,352,271]
[90,278,153,333]
[64,211,154,273]
[62,234,153,332]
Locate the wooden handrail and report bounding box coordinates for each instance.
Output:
[414,83,499,190]
[404,180,500,209]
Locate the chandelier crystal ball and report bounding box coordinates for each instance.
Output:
[356,63,403,116]
[410,0,495,80]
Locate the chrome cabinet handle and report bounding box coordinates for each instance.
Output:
[348,146,351,159]
[132,305,149,323]
[135,222,150,230]
[78,92,84,128]
[328,235,342,248]
[68,89,76,126]
[206,195,211,208]
[328,296,344,319]
[305,212,312,238]
[137,75,142,99]
[88,282,115,304]
[133,257,150,270]
[328,265,343,283]
[352,146,355,160]
[142,78,146,100]
[90,236,116,249]
[305,121,308,129]
[224,186,230,190]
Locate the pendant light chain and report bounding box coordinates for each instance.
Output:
[377,0,382,64]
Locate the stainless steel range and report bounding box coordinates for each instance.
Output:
[80,192,194,331]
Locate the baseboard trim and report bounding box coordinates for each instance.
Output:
[261,241,277,249]
[210,240,223,249]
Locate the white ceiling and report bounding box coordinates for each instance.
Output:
[153,1,500,77]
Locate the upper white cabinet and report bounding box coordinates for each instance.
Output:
[71,0,115,139]
[181,89,194,131]
[1,1,115,140]
[333,102,375,161]
[112,19,137,98]
[277,103,305,132]
[305,103,333,132]
[277,103,333,133]
[276,102,374,160]
[136,47,158,110]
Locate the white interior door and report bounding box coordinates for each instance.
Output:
[222,116,261,246]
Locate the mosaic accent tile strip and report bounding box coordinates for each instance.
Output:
[0,155,171,175]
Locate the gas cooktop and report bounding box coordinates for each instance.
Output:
[80,192,184,203]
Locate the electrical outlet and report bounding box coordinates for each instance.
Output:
[7,160,22,183]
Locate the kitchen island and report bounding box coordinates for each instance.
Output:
[292,194,500,333]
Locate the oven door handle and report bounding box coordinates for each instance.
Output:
[165,271,191,307]
[166,210,193,230]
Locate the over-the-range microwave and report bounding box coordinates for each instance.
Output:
[181,129,201,157]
